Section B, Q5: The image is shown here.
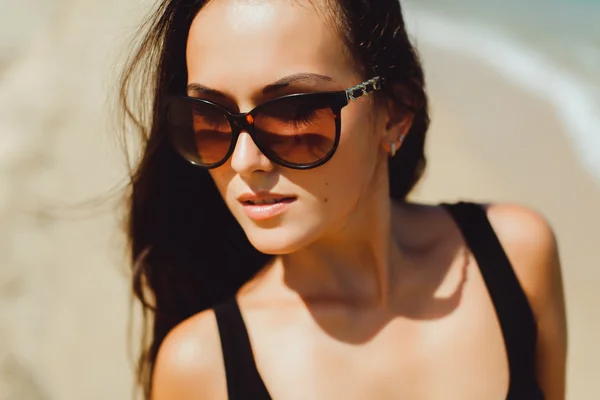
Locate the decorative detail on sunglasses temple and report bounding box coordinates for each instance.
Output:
[346,76,382,102]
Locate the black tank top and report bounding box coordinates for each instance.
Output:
[213,202,545,399]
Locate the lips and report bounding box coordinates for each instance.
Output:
[237,192,297,221]
[243,197,295,205]
[237,192,296,204]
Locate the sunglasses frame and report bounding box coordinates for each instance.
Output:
[164,76,382,170]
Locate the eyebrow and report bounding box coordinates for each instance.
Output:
[262,73,335,94]
[186,73,336,99]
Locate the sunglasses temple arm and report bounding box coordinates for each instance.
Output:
[345,76,382,102]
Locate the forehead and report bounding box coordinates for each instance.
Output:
[186,0,356,94]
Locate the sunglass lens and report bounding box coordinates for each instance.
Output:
[253,96,337,166]
[167,98,232,167]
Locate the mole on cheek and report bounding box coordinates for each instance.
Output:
[324,198,329,203]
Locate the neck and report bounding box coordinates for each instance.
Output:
[276,181,404,308]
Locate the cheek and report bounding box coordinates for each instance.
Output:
[341,102,382,157]
[336,109,382,177]
[322,111,382,197]
[309,132,380,212]
[317,168,370,210]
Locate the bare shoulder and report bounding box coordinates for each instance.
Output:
[485,203,558,263]
[152,309,227,400]
[485,203,568,398]
[483,203,564,316]
[403,202,562,294]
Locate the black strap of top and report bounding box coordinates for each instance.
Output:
[214,299,272,400]
[442,202,542,399]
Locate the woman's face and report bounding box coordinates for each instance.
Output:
[186,0,393,254]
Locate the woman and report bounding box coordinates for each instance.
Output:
[119,0,567,399]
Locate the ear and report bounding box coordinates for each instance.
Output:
[380,99,414,155]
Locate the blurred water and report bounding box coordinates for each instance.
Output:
[403,0,600,183]
[407,0,600,80]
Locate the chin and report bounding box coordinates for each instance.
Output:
[241,222,318,255]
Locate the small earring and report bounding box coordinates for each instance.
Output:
[390,142,397,157]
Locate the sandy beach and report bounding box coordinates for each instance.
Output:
[0,1,598,399]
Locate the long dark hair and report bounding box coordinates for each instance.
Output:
[118,0,429,398]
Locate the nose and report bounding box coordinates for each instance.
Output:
[230,131,274,175]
